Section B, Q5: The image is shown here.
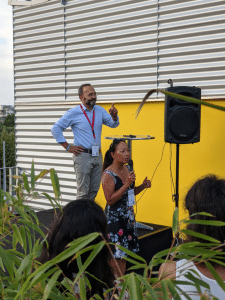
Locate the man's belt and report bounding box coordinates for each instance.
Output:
[82,148,101,154]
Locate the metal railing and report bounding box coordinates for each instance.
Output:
[0,166,19,196]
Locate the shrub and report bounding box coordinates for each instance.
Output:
[0,163,225,299]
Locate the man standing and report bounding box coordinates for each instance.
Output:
[51,83,119,200]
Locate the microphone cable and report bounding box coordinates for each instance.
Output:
[134,142,166,211]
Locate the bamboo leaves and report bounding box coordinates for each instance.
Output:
[19,161,61,209]
[1,163,225,299]
[135,89,225,118]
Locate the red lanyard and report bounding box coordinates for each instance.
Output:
[80,104,96,139]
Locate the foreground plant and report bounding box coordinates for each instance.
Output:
[0,164,225,299]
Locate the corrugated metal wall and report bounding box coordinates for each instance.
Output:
[157,0,225,96]
[13,0,225,210]
[14,0,72,210]
[64,0,157,101]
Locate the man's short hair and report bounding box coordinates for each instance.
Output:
[78,83,91,96]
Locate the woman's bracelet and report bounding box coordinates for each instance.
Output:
[66,145,71,151]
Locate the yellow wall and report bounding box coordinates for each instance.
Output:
[96,101,225,227]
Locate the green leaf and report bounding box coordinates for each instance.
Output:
[43,291,67,300]
[178,244,225,257]
[22,172,30,193]
[25,225,34,252]
[32,238,44,258]
[190,212,214,218]
[26,208,40,227]
[0,256,5,272]
[112,244,146,263]
[0,246,15,279]
[35,169,50,181]
[172,207,179,234]
[50,169,61,201]
[161,280,170,300]
[136,89,225,118]
[19,233,100,296]
[12,224,23,248]
[183,272,209,290]
[180,229,221,243]
[0,188,5,209]
[14,206,29,222]
[183,220,225,226]
[159,90,225,112]
[42,192,63,213]
[15,252,33,281]
[117,279,128,300]
[20,225,27,253]
[210,259,225,267]
[136,274,159,299]
[149,257,166,269]
[12,228,18,249]
[18,219,46,239]
[4,191,15,206]
[152,247,177,259]
[127,263,147,271]
[127,273,143,300]
[79,277,87,300]
[125,256,146,267]
[205,261,225,291]
[174,285,193,300]
[167,280,182,300]
[82,275,91,293]
[75,241,105,280]
[15,267,58,299]
[76,254,83,272]
[43,269,62,300]
[60,277,75,294]
[31,160,35,190]
[32,191,39,198]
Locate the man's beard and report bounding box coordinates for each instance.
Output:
[85,98,96,107]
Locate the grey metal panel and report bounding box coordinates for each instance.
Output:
[13,0,67,210]
[13,0,65,105]
[157,0,225,97]
[15,103,77,210]
[64,0,158,102]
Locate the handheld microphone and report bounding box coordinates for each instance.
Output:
[128,159,134,189]
[128,159,133,171]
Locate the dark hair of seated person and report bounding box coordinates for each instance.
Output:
[184,174,225,266]
[38,199,115,298]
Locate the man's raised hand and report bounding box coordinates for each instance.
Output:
[109,103,118,121]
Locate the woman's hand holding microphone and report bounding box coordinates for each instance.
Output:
[124,171,136,188]
[124,172,151,192]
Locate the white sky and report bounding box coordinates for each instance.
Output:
[0,0,14,106]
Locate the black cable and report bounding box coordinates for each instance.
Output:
[150,142,166,183]
[135,142,166,210]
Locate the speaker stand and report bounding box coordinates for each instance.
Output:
[174,143,180,208]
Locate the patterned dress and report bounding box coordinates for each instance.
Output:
[104,168,139,259]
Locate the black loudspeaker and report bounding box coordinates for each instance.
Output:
[164,86,201,144]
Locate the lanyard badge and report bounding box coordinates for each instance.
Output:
[80,105,99,156]
[128,189,135,206]
[92,145,99,156]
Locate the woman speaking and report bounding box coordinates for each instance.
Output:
[101,139,151,276]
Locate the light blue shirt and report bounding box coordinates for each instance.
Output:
[51,103,119,149]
